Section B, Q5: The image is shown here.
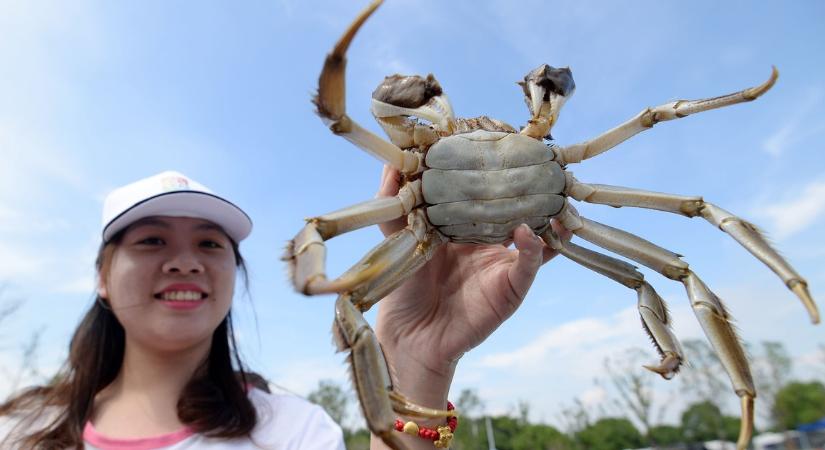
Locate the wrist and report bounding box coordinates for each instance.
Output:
[380,339,456,409]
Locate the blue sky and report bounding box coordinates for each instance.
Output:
[2,0,824,431]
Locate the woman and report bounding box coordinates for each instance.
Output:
[0,169,564,449]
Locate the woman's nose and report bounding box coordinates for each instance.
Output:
[162,251,205,274]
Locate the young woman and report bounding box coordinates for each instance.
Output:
[0,169,564,450]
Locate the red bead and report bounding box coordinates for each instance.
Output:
[393,399,459,441]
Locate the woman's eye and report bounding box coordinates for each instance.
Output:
[138,237,164,245]
[200,240,223,249]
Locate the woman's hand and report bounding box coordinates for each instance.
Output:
[373,166,570,409]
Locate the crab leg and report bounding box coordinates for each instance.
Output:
[565,175,819,323]
[557,201,756,450]
[285,181,423,295]
[338,209,447,311]
[328,214,450,449]
[543,229,684,378]
[315,0,424,174]
[555,67,778,165]
[335,292,453,450]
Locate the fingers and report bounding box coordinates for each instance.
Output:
[376,164,401,198]
[376,165,407,237]
[542,219,571,263]
[508,224,546,300]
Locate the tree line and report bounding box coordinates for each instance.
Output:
[307,341,825,449]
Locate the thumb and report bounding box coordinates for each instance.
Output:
[376,165,407,237]
[507,224,545,301]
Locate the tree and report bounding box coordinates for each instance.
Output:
[679,340,729,409]
[772,381,825,429]
[515,399,531,426]
[575,418,643,450]
[307,379,350,429]
[680,400,739,443]
[556,398,592,435]
[452,389,487,450]
[452,388,485,449]
[511,424,577,450]
[648,424,683,446]
[601,348,658,437]
[491,415,523,449]
[456,388,484,418]
[751,341,792,428]
[343,428,371,450]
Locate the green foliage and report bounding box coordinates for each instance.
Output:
[772,381,825,429]
[490,415,523,448]
[648,424,683,445]
[307,379,350,428]
[753,341,793,428]
[450,417,486,450]
[511,424,577,450]
[679,340,728,407]
[575,417,643,450]
[446,415,579,450]
[343,428,370,450]
[680,401,739,443]
[455,388,484,418]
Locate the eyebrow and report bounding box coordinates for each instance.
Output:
[128,217,226,233]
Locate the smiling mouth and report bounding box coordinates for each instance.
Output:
[154,291,208,301]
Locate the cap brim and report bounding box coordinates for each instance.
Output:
[102,191,252,243]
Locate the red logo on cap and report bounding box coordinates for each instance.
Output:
[161,176,190,192]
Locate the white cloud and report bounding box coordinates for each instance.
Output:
[762,87,825,157]
[480,306,656,370]
[579,385,607,407]
[268,356,350,397]
[756,179,825,240]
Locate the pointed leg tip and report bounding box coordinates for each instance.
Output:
[745,66,779,100]
[642,364,676,380]
[736,395,755,450]
[789,282,820,324]
[642,354,681,380]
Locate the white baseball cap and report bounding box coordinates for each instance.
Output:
[101,171,252,243]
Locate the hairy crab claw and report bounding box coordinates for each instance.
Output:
[518,64,575,139]
[370,74,455,131]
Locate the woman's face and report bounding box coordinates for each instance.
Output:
[98,216,237,352]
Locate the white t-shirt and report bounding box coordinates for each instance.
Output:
[1,389,345,450]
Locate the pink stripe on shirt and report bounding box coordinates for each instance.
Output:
[83,421,194,450]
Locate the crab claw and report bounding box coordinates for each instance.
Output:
[518,64,575,139]
[370,74,455,131]
[519,64,575,119]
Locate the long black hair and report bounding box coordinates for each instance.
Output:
[1,227,261,449]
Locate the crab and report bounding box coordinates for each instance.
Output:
[284,1,820,449]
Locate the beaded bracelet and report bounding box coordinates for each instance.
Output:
[394,401,458,448]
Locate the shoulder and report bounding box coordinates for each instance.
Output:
[248,388,345,450]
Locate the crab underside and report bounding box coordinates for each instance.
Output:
[283,1,820,449]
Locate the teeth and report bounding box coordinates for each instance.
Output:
[160,291,204,301]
